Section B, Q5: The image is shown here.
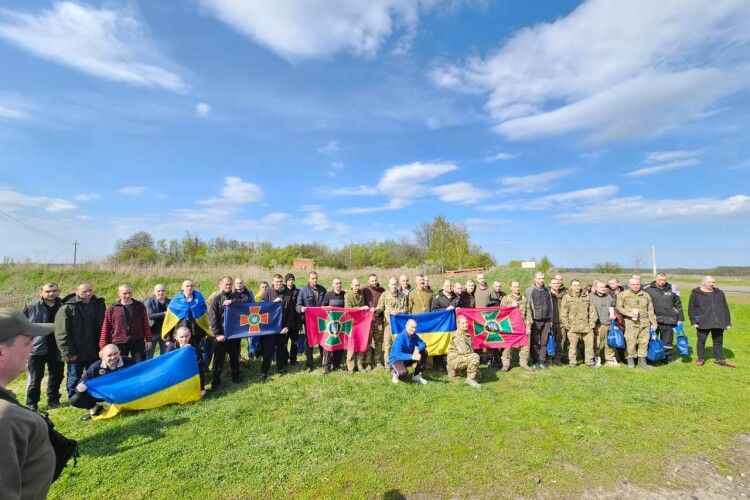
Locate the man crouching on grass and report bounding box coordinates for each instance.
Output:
[70,344,134,420]
[389,319,428,385]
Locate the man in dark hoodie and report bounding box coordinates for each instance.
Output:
[99,284,152,362]
[54,282,106,399]
[321,277,346,373]
[260,274,294,379]
[297,271,327,372]
[23,283,64,411]
[284,273,302,366]
[644,273,684,363]
[209,276,249,386]
[688,276,734,368]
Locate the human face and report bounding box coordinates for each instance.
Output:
[368,275,379,288]
[628,279,641,293]
[534,274,545,287]
[454,283,464,295]
[442,280,453,295]
[352,280,361,292]
[457,316,468,330]
[550,279,560,292]
[175,329,191,347]
[424,277,431,288]
[511,282,520,295]
[260,283,268,293]
[477,274,486,286]
[0,336,34,378]
[400,276,409,289]
[234,279,244,291]
[702,277,716,291]
[595,282,607,295]
[571,281,581,293]
[118,286,133,303]
[101,347,121,367]
[273,277,283,291]
[220,279,233,293]
[286,277,295,289]
[76,285,93,302]
[655,275,667,288]
[608,279,619,290]
[389,279,398,292]
[493,283,501,293]
[416,276,425,290]
[40,285,59,302]
[308,274,318,287]
[154,285,166,300]
[332,279,342,292]
[406,321,417,336]
[182,281,194,296]
[467,282,475,293]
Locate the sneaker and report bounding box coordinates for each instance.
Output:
[588,363,599,369]
[47,401,60,409]
[447,366,456,378]
[364,365,372,371]
[716,359,737,368]
[568,363,577,368]
[412,374,428,385]
[306,366,314,373]
[465,378,481,389]
[521,365,534,372]
[594,358,602,368]
[391,373,399,384]
[695,359,705,367]
[605,360,618,368]
[27,403,38,412]
[501,364,511,372]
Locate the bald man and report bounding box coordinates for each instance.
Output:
[615,277,657,369]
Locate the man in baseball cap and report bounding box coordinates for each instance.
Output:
[0,308,56,498]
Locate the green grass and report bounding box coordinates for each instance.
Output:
[6,295,750,498]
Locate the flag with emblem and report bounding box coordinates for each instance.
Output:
[304,307,373,352]
[456,307,528,349]
[223,302,283,340]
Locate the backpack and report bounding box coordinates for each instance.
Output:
[647,328,666,362]
[0,391,79,482]
[607,320,626,349]
[546,327,556,357]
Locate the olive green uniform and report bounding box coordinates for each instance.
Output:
[550,289,567,363]
[345,290,367,372]
[616,290,657,359]
[560,290,598,366]
[447,328,480,380]
[499,293,532,369]
[375,290,408,370]
[407,288,433,313]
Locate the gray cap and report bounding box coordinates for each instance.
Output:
[0,308,54,342]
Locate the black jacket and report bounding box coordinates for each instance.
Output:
[432,292,454,311]
[23,298,62,357]
[209,291,248,336]
[321,290,346,307]
[261,286,296,329]
[644,282,684,325]
[688,287,731,329]
[285,285,301,330]
[54,293,106,362]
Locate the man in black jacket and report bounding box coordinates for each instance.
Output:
[284,273,302,366]
[23,283,63,411]
[688,276,734,367]
[261,274,293,379]
[209,276,248,387]
[296,271,327,372]
[54,283,106,399]
[645,273,684,363]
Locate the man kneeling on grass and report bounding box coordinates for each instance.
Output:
[70,344,134,420]
[389,319,428,385]
[447,316,481,388]
[167,326,207,396]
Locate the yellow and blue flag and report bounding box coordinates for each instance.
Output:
[390,310,456,355]
[85,345,201,419]
[162,290,210,339]
[223,302,282,340]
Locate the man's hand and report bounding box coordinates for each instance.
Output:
[447,305,455,310]
[68,355,78,362]
[360,306,369,310]
[76,382,87,393]
[145,341,152,351]
[222,299,233,306]
[216,335,226,342]
[301,306,307,312]
[274,297,282,303]
[280,327,289,335]
[412,350,421,361]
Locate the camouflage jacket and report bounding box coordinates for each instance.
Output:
[560,290,597,333]
[616,289,657,328]
[448,328,474,358]
[376,290,408,327]
[408,288,434,313]
[499,293,531,325]
[550,289,564,324]
[344,290,366,308]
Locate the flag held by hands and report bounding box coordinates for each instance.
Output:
[456,307,527,349]
[223,302,282,340]
[305,307,373,352]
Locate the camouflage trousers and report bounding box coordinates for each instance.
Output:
[447,353,480,380]
[501,333,530,368]
[382,328,394,370]
[567,330,595,366]
[595,323,616,362]
[346,348,368,372]
[553,322,567,362]
[625,325,649,359]
[366,320,384,368]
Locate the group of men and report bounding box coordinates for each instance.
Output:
[15,270,735,413]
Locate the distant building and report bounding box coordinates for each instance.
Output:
[293,258,315,270]
[521,261,536,269]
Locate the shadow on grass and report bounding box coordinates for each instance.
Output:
[383,489,407,500]
[78,416,189,457]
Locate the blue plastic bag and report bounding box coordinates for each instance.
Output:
[647,328,666,362]
[546,327,556,357]
[675,323,689,357]
[607,320,626,349]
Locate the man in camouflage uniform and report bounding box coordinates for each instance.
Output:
[447,315,481,388]
[376,277,408,371]
[345,279,370,373]
[408,274,433,313]
[549,278,567,365]
[500,281,532,372]
[363,274,385,369]
[560,279,598,367]
[616,277,658,369]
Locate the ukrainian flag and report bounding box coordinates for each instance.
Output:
[162,290,210,339]
[85,345,201,419]
[390,310,456,355]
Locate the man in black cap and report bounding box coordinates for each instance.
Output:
[284,273,302,366]
[0,308,56,499]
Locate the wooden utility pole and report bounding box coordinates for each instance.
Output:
[651,244,657,278]
[73,240,79,266]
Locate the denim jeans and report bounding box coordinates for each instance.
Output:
[146,337,168,359]
[66,360,93,399]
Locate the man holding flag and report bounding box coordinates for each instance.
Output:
[500,281,532,372]
[260,274,292,379]
[297,271,327,372]
[375,277,408,370]
[209,277,250,386]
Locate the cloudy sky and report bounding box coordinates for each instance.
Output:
[1,0,749,267]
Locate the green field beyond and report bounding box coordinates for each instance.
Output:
[2,266,749,498]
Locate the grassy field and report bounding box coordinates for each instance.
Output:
[3,263,749,498]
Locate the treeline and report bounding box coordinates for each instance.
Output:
[109,216,496,271]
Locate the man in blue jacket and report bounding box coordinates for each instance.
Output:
[296,271,327,372]
[389,319,428,385]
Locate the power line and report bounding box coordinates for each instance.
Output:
[0,208,67,243]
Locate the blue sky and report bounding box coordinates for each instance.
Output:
[1,0,749,267]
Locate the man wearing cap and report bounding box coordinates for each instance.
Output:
[23,283,64,411]
[55,282,106,399]
[0,308,56,499]
[284,273,302,366]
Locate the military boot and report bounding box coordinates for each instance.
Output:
[638,357,653,370]
[627,358,635,369]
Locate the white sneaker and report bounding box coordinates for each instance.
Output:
[391,373,399,384]
[595,358,602,368]
[465,378,481,389]
[412,374,428,385]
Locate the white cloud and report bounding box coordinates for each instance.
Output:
[484,152,520,162]
[302,209,349,235]
[328,185,378,196]
[0,2,186,91]
[317,140,340,156]
[562,194,750,223]
[200,176,262,205]
[265,212,290,223]
[730,159,750,170]
[480,184,618,211]
[73,193,99,202]
[195,102,211,117]
[331,161,344,169]
[118,186,146,196]
[579,150,608,160]
[433,0,750,141]
[197,0,454,60]
[0,186,77,213]
[431,182,490,203]
[626,158,700,177]
[498,168,575,193]
[0,94,31,120]
[644,150,703,164]
[339,198,408,214]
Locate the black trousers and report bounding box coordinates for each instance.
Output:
[530,319,552,365]
[656,323,675,359]
[697,328,724,361]
[286,328,300,364]
[306,345,324,369]
[69,390,100,410]
[261,334,288,375]
[212,338,241,383]
[392,349,428,379]
[116,340,146,363]
[322,349,344,369]
[26,352,64,406]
